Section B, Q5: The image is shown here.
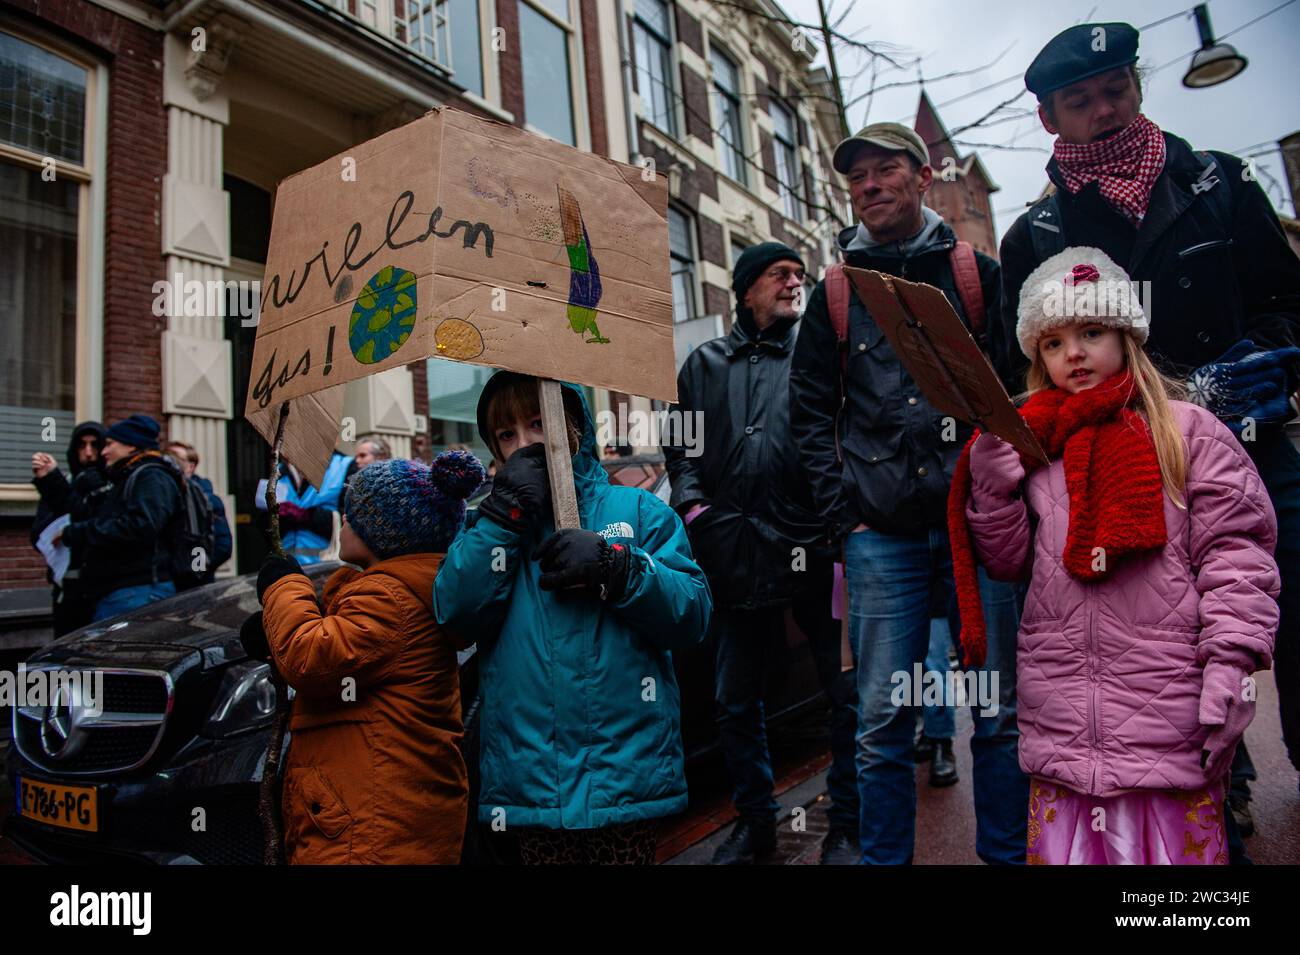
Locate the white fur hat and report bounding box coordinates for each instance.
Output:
[1015,245,1147,359]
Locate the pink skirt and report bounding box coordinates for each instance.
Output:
[1026,778,1228,865]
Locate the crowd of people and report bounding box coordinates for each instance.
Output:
[26,20,1300,866]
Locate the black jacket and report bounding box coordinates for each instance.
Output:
[789,219,1001,541]
[663,313,826,610]
[31,422,110,633]
[993,131,1300,391]
[61,450,183,600]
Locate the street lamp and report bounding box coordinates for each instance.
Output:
[1182,4,1248,88]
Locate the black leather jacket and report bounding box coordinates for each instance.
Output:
[995,132,1300,390]
[663,313,827,610]
[789,219,1001,540]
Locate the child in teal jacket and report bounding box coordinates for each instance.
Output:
[433,372,711,864]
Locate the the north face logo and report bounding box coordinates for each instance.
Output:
[598,521,634,540]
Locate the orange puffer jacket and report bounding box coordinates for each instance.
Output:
[262,554,469,864]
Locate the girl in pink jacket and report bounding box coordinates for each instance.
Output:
[948,247,1280,865]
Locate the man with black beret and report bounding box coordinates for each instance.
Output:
[995,20,1300,842]
[662,242,860,864]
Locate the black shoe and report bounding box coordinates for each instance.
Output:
[929,739,959,788]
[914,735,937,763]
[1227,793,1255,838]
[709,817,777,865]
[819,826,859,865]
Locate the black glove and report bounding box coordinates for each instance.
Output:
[533,528,631,601]
[477,443,551,532]
[239,611,271,661]
[257,554,304,603]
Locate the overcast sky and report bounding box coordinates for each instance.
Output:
[778,0,1300,241]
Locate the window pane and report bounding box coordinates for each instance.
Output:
[0,32,87,165]
[633,23,675,135]
[671,267,695,324]
[0,160,79,482]
[667,206,692,258]
[770,99,795,145]
[730,240,748,267]
[709,47,737,95]
[532,0,570,21]
[635,0,671,38]
[448,0,483,96]
[519,2,574,145]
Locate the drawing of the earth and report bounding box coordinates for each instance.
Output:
[349,266,416,364]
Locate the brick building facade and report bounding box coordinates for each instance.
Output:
[0,0,850,620]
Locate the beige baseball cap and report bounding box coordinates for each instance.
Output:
[832,122,930,173]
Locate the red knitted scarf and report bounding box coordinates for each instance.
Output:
[946,373,1167,667]
[1053,114,1166,226]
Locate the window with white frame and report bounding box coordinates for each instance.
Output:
[632,0,676,137]
[0,31,92,485]
[518,0,577,145]
[668,206,698,324]
[446,0,484,96]
[710,45,745,185]
[769,98,802,222]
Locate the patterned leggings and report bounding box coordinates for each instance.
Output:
[517,820,659,865]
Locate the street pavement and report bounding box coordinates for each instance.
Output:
[663,671,1299,865]
[3,673,1295,865]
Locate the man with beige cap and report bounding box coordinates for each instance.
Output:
[790,121,1027,864]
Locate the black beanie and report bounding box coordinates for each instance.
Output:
[732,242,805,315]
[105,414,161,451]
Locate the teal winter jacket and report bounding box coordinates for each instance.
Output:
[433,374,712,829]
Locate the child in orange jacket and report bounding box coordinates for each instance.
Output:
[243,450,485,864]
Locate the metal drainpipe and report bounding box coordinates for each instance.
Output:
[614,0,639,163]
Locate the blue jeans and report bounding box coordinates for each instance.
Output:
[922,618,956,740]
[713,599,860,831]
[845,527,1027,864]
[93,581,176,622]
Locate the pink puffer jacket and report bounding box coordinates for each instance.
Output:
[967,401,1279,796]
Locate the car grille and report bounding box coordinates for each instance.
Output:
[13,668,173,776]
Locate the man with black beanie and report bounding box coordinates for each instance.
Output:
[662,242,860,864]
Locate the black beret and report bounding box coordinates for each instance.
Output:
[1026,22,1139,98]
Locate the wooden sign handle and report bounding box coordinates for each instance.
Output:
[538,378,581,530]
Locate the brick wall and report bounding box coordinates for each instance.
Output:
[495,0,525,126]
[2,0,167,593]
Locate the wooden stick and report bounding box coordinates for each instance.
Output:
[538,379,580,530]
[258,400,291,864]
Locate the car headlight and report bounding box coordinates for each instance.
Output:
[202,661,280,738]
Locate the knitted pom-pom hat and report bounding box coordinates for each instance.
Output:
[1016,245,1147,359]
[345,450,486,560]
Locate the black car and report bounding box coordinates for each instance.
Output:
[5,459,830,864]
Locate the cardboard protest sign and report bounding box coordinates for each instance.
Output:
[244,107,675,486]
[246,385,345,491]
[843,267,1048,464]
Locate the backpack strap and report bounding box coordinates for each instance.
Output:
[825,262,851,376]
[947,240,985,335]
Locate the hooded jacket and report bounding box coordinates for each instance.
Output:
[31,422,111,633]
[966,401,1279,795]
[789,215,1002,540]
[262,554,469,864]
[664,311,827,610]
[60,449,182,601]
[433,372,712,830]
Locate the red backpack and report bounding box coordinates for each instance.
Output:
[824,239,985,372]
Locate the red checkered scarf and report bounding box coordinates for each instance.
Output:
[1053,115,1166,226]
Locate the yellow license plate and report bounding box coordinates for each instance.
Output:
[16,776,99,832]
